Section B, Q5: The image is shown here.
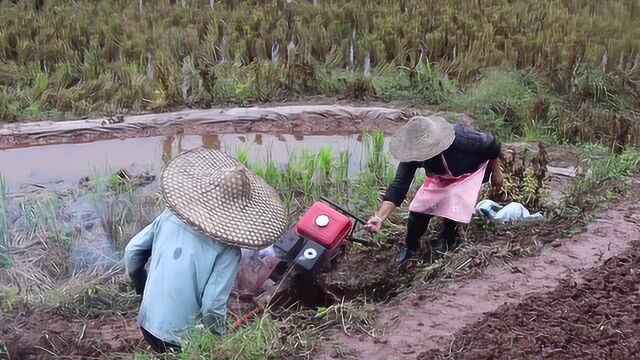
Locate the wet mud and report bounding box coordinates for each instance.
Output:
[419,242,640,360]
[0,105,419,150]
[317,199,640,360]
[1,310,143,360]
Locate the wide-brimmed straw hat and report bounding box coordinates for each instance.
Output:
[389,116,455,162]
[160,147,287,249]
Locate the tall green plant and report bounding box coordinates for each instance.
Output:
[0,176,7,247]
[0,176,10,269]
[362,131,393,186]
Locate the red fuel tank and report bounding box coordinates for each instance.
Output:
[295,201,352,251]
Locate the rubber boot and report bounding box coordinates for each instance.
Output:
[396,212,431,265]
[428,220,460,262]
[395,245,417,264]
[442,220,460,251]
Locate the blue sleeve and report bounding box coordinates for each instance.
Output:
[124,220,156,295]
[200,245,241,335]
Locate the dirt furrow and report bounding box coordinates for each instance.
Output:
[318,200,640,360]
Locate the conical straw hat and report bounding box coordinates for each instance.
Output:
[160,147,287,249]
[389,116,455,162]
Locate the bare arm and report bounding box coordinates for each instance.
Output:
[489,158,503,189]
[363,201,397,233]
[364,162,419,234]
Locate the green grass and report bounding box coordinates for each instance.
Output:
[178,316,281,360]
[1,0,639,151]
[577,145,640,189]
[234,130,394,220]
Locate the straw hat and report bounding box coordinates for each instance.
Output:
[160,147,287,249]
[389,116,455,162]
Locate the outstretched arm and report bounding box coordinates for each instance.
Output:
[365,162,419,233]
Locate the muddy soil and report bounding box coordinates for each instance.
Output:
[1,310,143,359]
[318,244,411,303]
[419,243,640,360]
[317,198,640,360]
[0,106,422,150]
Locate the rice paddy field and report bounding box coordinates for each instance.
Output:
[1,0,640,359]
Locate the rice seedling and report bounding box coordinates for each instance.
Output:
[234,147,250,166]
[0,176,10,269]
[361,130,393,186]
[84,170,162,250]
[1,0,639,146]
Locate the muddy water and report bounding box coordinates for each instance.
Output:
[0,132,388,191]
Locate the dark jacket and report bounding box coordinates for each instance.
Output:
[382,124,501,207]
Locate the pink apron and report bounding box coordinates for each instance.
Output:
[409,156,489,224]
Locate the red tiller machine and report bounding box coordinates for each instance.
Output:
[230,197,370,328]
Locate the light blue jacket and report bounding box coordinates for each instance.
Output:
[123,209,241,346]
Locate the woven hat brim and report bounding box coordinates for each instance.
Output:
[389,117,455,162]
[160,148,288,250]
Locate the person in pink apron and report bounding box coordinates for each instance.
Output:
[364,116,503,264]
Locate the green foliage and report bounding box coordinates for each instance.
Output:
[0,175,10,270]
[456,67,539,137]
[1,0,638,132]
[86,174,161,249]
[489,144,550,211]
[580,145,640,184]
[178,316,279,360]
[0,176,7,249]
[232,131,393,219]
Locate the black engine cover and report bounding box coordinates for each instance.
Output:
[273,229,305,260]
[293,240,326,273]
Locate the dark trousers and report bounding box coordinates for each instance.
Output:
[140,326,181,353]
[404,211,458,250]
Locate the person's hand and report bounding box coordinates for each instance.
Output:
[364,216,383,233]
[491,169,504,190]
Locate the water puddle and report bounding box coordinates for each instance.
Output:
[0,132,388,191]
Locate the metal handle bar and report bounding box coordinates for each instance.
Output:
[319,196,367,225]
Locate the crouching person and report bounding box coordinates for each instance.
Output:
[124,147,287,353]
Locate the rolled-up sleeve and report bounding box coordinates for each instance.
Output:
[124,221,155,295]
[382,162,419,207]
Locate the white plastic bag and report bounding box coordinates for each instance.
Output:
[475,200,543,224]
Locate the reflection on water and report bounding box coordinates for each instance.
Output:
[201,134,221,150]
[0,132,384,191]
[162,135,174,165]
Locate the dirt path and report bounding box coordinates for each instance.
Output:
[317,198,640,359]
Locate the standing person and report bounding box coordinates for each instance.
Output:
[124,147,287,352]
[364,116,503,264]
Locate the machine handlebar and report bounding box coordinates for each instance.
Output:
[319,196,367,225]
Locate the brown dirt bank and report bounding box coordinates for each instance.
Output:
[316,197,640,360]
[0,105,437,150]
[419,241,640,360]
